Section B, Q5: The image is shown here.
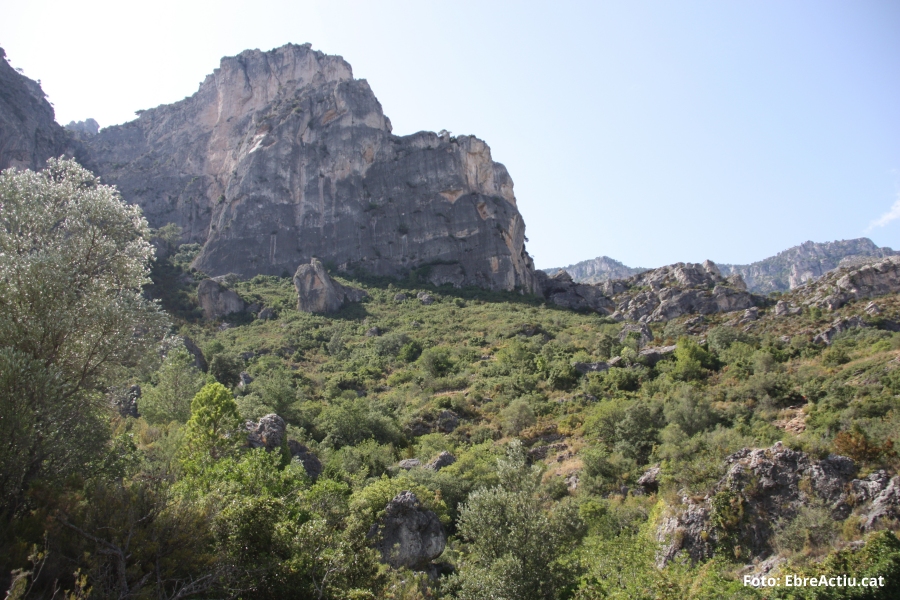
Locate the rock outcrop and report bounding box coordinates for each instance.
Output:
[794,256,900,311]
[609,261,755,323]
[197,278,246,319]
[245,414,322,479]
[656,442,900,565]
[813,316,867,346]
[719,238,897,294]
[368,491,446,570]
[0,47,71,171]
[293,258,367,313]
[76,44,539,292]
[544,255,649,284]
[536,270,615,313]
[425,451,456,471]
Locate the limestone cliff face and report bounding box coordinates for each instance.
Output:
[0,47,70,171]
[79,44,538,292]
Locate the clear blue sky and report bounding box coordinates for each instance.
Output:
[2,1,898,269]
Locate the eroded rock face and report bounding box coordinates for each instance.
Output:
[813,316,867,346]
[368,491,446,570]
[287,440,323,480]
[197,278,246,319]
[656,442,900,565]
[0,47,71,171]
[610,262,754,323]
[795,256,900,311]
[536,270,615,314]
[293,258,367,313]
[246,414,286,450]
[77,44,538,292]
[426,451,456,471]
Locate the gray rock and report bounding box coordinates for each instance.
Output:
[796,256,900,310]
[368,491,446,570]
[866,301,882,315]
[638,345,677,366]
[197,278,246,319]
[536,270,615,314]
[239,371,254,388]
[398,458,422,470]
[246,414,286,451]
[608,262,756,323]
[64,118,99,136]
[0,47,71,171]
[425,451,457,471]
[257,307,275,320]
[418,293,435,305]
[245,303,261,314]
[366,326,382,337]
[618,323,653,347]
[863,476,900,530]
[542,256,649,284]
[573,362,610,374]
[436,410,460,433]
[656,442,867,566]
[182,336,208,372]
[293,258,367,313]
[288,440,323,480]
[813,316,867,345]
[394,293,409,302]
[637,466,660,493]
[75,44,539,293]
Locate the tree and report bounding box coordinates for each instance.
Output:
[0,159,168,513]
[141,345,205,424]
[180,383,243,467]
[447,441,583,600]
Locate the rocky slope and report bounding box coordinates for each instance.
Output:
[0,47,71,171]
[76,44,538,292]
[539,260,757,322]
[551,238,896,295]
[718,238,897,293]
[544,256,648,284]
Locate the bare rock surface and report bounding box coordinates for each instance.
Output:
[425,451,456,471]
[287,440,323,480]
[813,316,867,346]
[656,442,900,566]
[197,278,246,319]
[536,270,615,313]
[246,413,286,451]
[794,256,900,310]
[293,258,367,313]
[76,44,538,292]
[368,491,446,570]
[0,47,71,171]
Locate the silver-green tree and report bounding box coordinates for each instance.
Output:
[0,159,168,513]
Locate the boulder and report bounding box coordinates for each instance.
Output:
[368,491,446,570]
[366,326,382,337]
[182,336,208,371]
[573,362,610,374]
[636,466,660,494]
[417,292,435,305]
[257,307,275,320]
[436,410,460,433]
[536,270,615,314]
[239,371,254,388]
[197,279,246,319]
[394,293,409,302]
[618,323,653,347]
[638,345,677,366]
[287,440,323,480]
[654,442,891,566]
[293,258,367,313]
[398,458,422,470]
[425,451,456,471]
[246,414,286,451]
[813,316,867,345]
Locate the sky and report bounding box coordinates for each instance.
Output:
[1,0,899,269]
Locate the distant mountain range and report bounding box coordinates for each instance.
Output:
[546,238,897,294]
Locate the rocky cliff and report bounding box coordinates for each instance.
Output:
[718,238,896,293]
[552,238,896,294]
[76,44,538,292]
[0,47,71,171]
[544,255,648,284]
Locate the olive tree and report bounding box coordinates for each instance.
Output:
[0,159,168,513]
